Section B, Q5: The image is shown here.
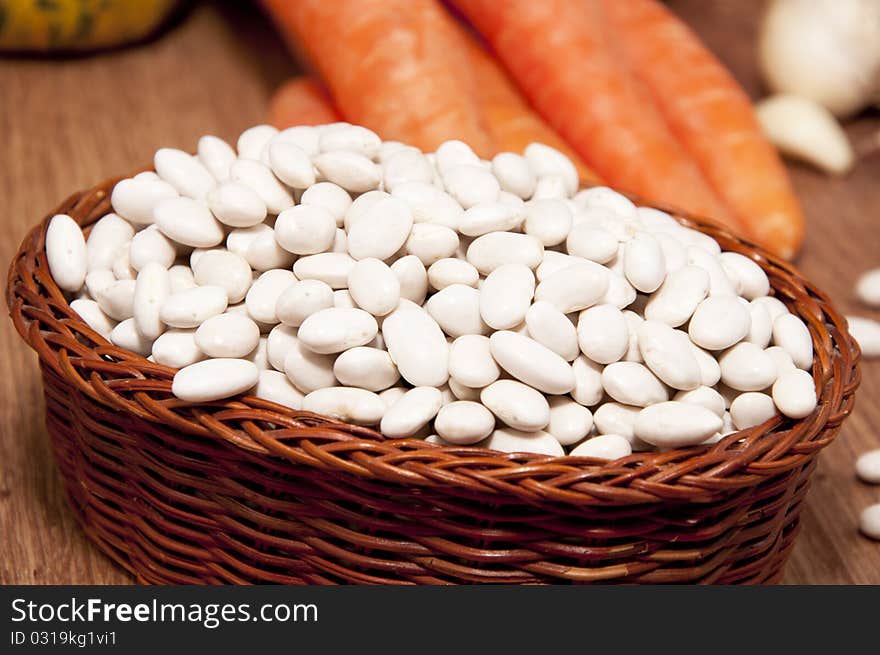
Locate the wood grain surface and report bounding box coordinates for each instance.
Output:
[1,0,878,584]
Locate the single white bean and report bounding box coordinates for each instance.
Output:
[382,304,449,387]
[855,268,880,307]
[300,182,352,227]
[405,223,459,266]
[253,369,304,409]
[459,201,524,237]
[719,342,778,391]
[110,176,178,226]
[198,135,236,182]
[391,181,463,229]
[771,368,816,418]
[859,504,880,541]
[525,301,579,361]
[46,214,87,292]
[297,307,378,354]
[466,232,544,275]
[481,380,550,432]
[347,258,400,317]
[427,258,479,290]
[577,304,629,365]
[644,265,710,327]
[448,334,500,389]
[333,346,399,392]
[154,196,224,248]
[847,315,880,357]
[571,355,604,407]
[480,264,535,330]
[347,195,413,261]
[674,386,726,417]
[192,250,252,304]
[195,313,260,358]
[730,392,777,430]
[637,320,701,391]
[593,402,641,441]
[484,427,564,457]
[772,313,813,370]
[96,279,136,321]
[151,329,204,368]
[492,152,536,199]
[719,252,770,300]
[268,141,315,189]
[635,401,723,448]
[489,330,575,394]
[172,358,259,402]
[391,255,428,305]
[442,164,500,208]
[293,252,357,289]
[133,262,170,340]
[283,338,336,392]
[534,262,609,314]
[434,401,495,445]
[237,124,278,161]
[524,143,578,196]
[624,232,666,293]
[570,434,632,460]
[313,150,380,193]
[601,362,668,407]
[159,285,227,328]
[108,317,152,355]
[70,298,116,340]
[230,158,294,214]
[302,387,385,425]
[207,181,267,228]
[425,284,488,337]
[380,387,444,438]
[547,397,593,446]
[855,449,880,484]
[154,148,215,202]
[688,296,751,350]
[86,213,134,272]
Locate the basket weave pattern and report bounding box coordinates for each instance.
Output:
[7,179,860,584]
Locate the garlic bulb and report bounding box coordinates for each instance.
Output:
[759,0,880,118]
[756,94,855,175]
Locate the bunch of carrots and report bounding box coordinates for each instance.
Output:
[261,0,804,259]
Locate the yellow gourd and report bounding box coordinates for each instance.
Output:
[0,0,179,52]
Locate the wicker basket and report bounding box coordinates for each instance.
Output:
[7,177,860,584]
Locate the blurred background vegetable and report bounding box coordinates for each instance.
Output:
[0,0,181,52]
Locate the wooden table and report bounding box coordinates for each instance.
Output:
[1,0,878,584]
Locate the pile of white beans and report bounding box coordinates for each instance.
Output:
[45,122,820,460]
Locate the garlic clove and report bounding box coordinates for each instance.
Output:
[756,94,855,175]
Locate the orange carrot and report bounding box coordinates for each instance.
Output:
[461,34,601,183]
[452,0,737,230]
[261,0,494,157]
[267,77,341,128]
[601,0,804,258]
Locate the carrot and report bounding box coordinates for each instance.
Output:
[267,77,341,128]
[261,0,494,157]
[600,0,804,258]
[461,34,601,183]
[451,0,737,230]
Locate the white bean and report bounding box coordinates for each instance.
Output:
[405,223,459,266]
[46,214,87,292]
[481,380,550,432]
[207,181,267,228]
[434,401,495,445]
[635,401,723,448]
[154,148,215,202]
[151,329,203,368]
[347,258,400,317]
[159,285,227,328]
[268,141,315,189]
[535,262,609,314]
[859,504,880,541]
[172,358,259,402]
[253,369,304,409]
[637,320,701,391]
[772,313,813,370]
[154,196,224,248]
[571,355,604,407]
[577,304,629,365]
[524,143,578,196]
[847,315,880,357]
[566,224,618,264]
[275,204,337,255]
[729,392,777,430]
[427,258,479,290]
[480,264,534,330]
[448,335,500,389]
[547,397,593,446]
[300,182,352,227]
[86,213,134,272]
[525,301,579,361]
[237,124,278,161]
[390,255,428,305]
[593,402,641,440]
[688,296,751,350]
[283,338,336,392]
[70,298,116,340]
[110,318,152,355]
[198,135,236,181]
[379,387,443,437]
[346,195,413,260]
[855,449,880,484]
[333,347,399,392]
[96,279,136,321]
[425,284,488,337]
[442,164,500,208]
[302,387,385,425]
[644,265,709,327]
[719,252,770,300]
[489,330,575,394]
[230,158,294,214]
[383,148,434,191]
[855,268,880,307]
[674,386,725,417]
[570,435,632,460]
[195,313,260,358]
[294,252,356,289]
[624,232,665,293]
[132,262,170,340]
[110,176,178,226]
[460,201,524,237]
[719,342,778,391]
[313,150,380,193]
[771,368,816,418]
[391,182,463,229]
[484,427,564,456]
[382,304,449,387]
[601,362,668,407]
[492,152,536,199]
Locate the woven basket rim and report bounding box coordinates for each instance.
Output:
[6,176,861,508]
